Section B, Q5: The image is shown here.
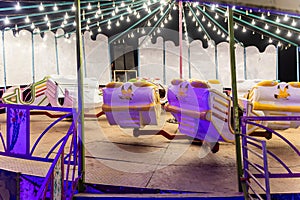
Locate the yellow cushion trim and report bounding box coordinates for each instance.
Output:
[171,79,184,85]
[289,82,300,88]
[102,103,155,112]
[208,79,221,84]
[106,82,123,88]
[253,102,300,112]
[256,80,278,87]
[133,81,155,87]
[190,80,209,88]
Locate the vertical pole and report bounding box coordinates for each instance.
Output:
[75,0,85,192]
[31,34,35,83]
[163,40,166,85]
[215,44,218,79]
[188,44,191,79]
[2,30,7,90]
[244,47,247,80]
[276,46,279,80]
[179,1,183,79]
[228,7,243,192]
[296,46,299,82]
[82,35,87,78]
[54,37,60,75]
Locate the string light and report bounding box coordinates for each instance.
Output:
[87,3,92,10]
[4,16,10,25]
[53,3,58,11]
[71,4,76,11]
[25,16,30,23]
[287,30,292,37]
[291,19,297,26]
[283,14,289,21]
[242,27,246,32]
[15,2,21,11]
[276,27,281,34]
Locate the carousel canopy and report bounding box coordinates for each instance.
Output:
[0,0,300,52]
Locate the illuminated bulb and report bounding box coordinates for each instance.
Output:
[89,31,93,36]
[147,21,151,26]
[53,4,58,11]
[87,3,92,10]
[283,14,289,21]
[242,27,246,32]
[268,38,273,43]
[61,23,65,28]
[31,22,35,29]
[198,27,202,32]
[115,7,119,13]
[44,15,48,21]
[168,15,172,20]
[278,41,282,47]
[137,13,140,19]
[4,16,9,25]
[63,19,67,24]
[261,13,265,19]
[98,27,102,32]
[298,35,300,40]
[126,16,130,22]
[15,2,21,11]
[73,21,76,26]
[131,32,134,38]
[108,20,111,25]
[207,22,212,27]
[204,35,207,39]
[192,17,196,22]
[164,18,168,23]
[287,31,292,37]
[196,10,200,16]
[292,19,297,26]
[25,16,30,23]
[120,15,124,21]
[86,25,90,30]
[47,21,50,27]
[264,24,269,29]
[65,13,69,19]
[112,10,115,16]
[15,24,18,31]
[213,26,217,31]
[234,23,238,29]
[142,29,145,34]
[173,5,177,10]
[261,35,264,39]
[116,20,120,26]
[215,13,219,19]
[121,1,125,7]
[87,18,91,24]
[276,16,280,23]
[251,19,256,25]
[201,16,206,22]
[95,13,99,18]
[221,33,225,38]
[276,27,281,34]
[188,11,192,17]
[211,4,216,10]
[267,11,270,16]
[161,23,164,28]
[72,4,76,11]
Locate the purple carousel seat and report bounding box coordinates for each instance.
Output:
[102,81,161,128]
[165,79,235,143]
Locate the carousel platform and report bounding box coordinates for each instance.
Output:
[0,110,300,198]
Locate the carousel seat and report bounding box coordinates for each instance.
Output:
[102,81,161,128]
[165,79,235,143]
[2,76,49,106]
[241,80,300,131]
[45,75,102,108]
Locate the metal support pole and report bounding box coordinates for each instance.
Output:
[296,46,299,82]
[179,1,183,79]
[228,7,243,193]
[75,0,85,192]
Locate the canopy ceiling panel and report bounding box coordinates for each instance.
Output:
[5,30,32,86]
[138,36,164,81]
[199,0,300,14]
[33,31,57,81]
[0,0,299,51]
[245,45,276,80]
[83,32,110,84]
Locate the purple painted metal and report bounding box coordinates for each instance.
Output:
[241,115,300,200]
[0,103,78,199]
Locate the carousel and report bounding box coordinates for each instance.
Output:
[0,0,299,199]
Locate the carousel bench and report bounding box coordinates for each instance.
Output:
[102,81,161,128]
[241,80,300,131]
[165,79,235,143]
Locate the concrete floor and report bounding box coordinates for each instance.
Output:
[0,110,300,196]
